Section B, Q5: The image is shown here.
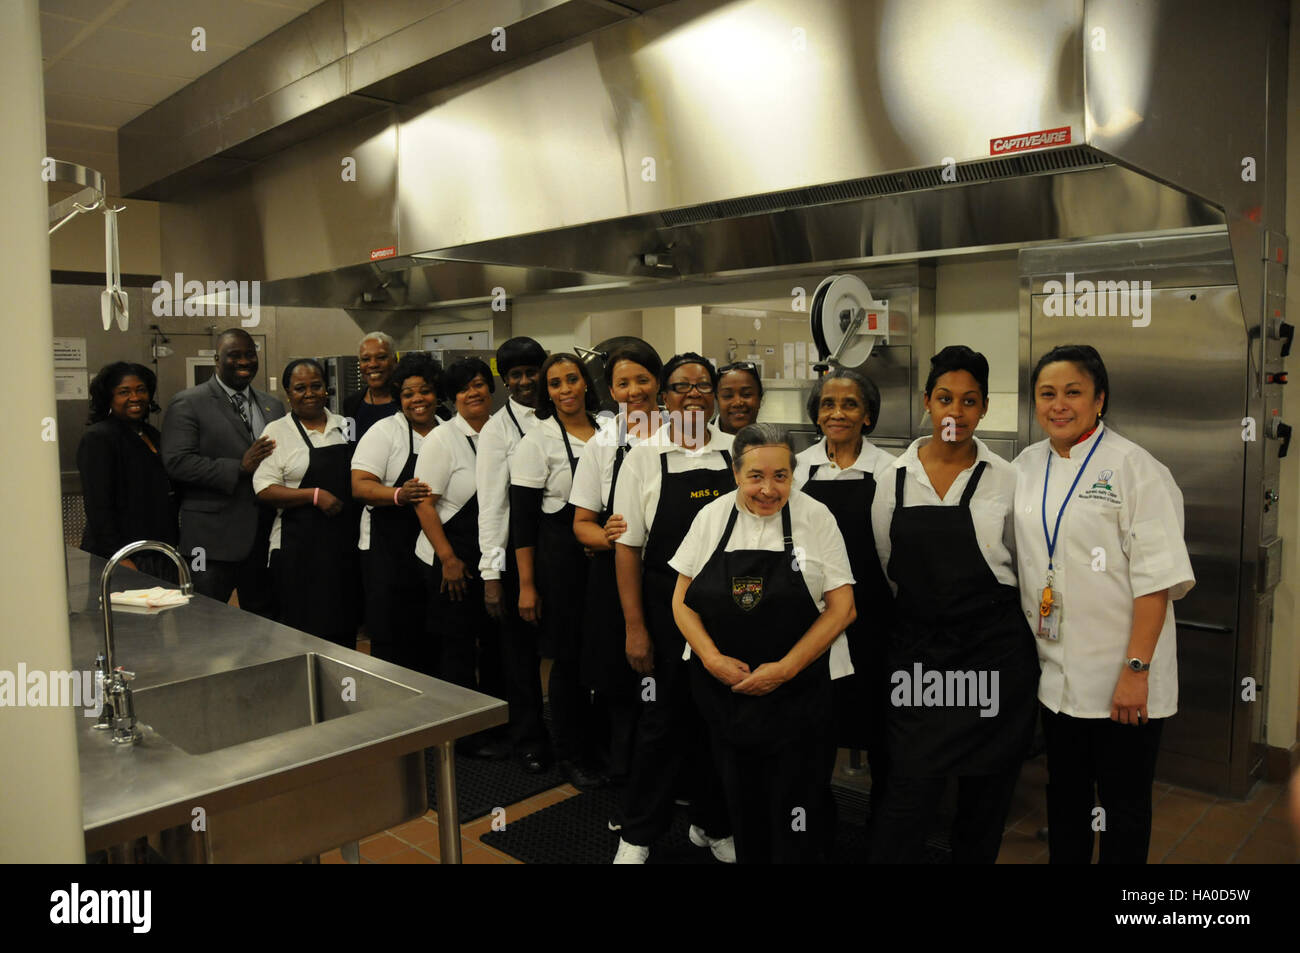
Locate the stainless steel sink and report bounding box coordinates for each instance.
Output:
[133,654,420,756]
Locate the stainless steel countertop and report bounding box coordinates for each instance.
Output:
[66,548,507,851]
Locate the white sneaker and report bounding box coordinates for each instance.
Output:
[612,838,650,864]
[688,825,737,864]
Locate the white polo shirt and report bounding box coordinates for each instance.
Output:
[870,435,1019,591]
[795,436,896,489]
[413,413,481,566]
[510,416,590,514]
[1013,422,1195,719]
[252,411,350,555]
[350,412,431,551]
[569,415,648,514]
[670,489,857,678]
[613,423,736,554]
[476,398,537,579]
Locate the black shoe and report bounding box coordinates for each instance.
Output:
[519,751,550,774]
[559,760,607,791]
[459,738,511,760]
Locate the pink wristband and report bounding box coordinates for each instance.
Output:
[313,487,320,506]
[394,487,402,506]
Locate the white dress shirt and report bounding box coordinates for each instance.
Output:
[350,412,430,551]
[1013,422,1195,718]
[510,416,589,514]
[569,415,647,513]
[870,435,1019,591]
[613,423,736,554]
[795,435,896,489]
[413,413,481,566]
[251,411,350,555]
[670,489,857,677]
[475,398,537,579]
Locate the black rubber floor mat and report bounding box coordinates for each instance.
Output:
[425,749,565,825]
[481,782,951,864]
[480,785,721,865]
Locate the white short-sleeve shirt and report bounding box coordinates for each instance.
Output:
[476,398,537,579]
[613,423,736,554]
[252,411,351,555]
[510,416,589,513]
[414,413,481,566]
[669,489,857,678]
[795,436,896,489]
[569,415,647,513]
[350,412,430,551]
[1013,422,1195,718]
[870,435,1019,591]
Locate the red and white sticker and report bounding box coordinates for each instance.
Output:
[369,245,396,261]
[990,126,1072,155]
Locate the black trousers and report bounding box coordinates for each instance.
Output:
[495,575,549,756]
[592,689,640,782]
[364,551,437,676]
[1041,705,1164,864]
[427,564,505,712]
[716,725,829,864]
[193,543,276,620]
[869,768,1022,864]
[548,652,596,764]
[621,640,730,846]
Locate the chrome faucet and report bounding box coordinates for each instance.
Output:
[96,540,193,746]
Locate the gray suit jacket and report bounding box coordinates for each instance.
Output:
[161,377,285,562]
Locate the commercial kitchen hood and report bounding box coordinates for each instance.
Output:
[140,0,1287,319]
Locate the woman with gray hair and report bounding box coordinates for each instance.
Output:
[670,422,857,863]
[343,331,400,443]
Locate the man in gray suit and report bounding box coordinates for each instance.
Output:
[161,328,285,615]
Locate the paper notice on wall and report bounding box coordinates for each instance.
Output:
[794,341,806,363]
[53,337,86,367]
[54,369,88,400]
[783,343,795,379]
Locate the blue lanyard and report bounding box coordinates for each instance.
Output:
[1041,428,1104,573]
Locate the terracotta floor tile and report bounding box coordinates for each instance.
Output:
[390,818,440,847]
[1186,805,1258,848]
[1146,827,1181,863]
[1164,784,1217,803]
[460,815,498,841]
[463,845,510,864]
[1231,837,1297,864]
[320,849,345,865]
[1152,793,1213,832]
[1010,807,1049,838]
[383,848,438,864]
[1246,818,1296,852]
[1216,781,1282,819]
[359,833,407,861]
[1162,838,1235,864]
[996,830,1046,865]
[1263,792,1294,823]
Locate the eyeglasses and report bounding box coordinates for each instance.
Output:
[665,381,715,395]
[717,361,758,376]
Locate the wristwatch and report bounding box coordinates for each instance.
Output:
[1126,657,1151,672]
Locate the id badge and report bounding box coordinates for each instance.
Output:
[1037,587,1061,641]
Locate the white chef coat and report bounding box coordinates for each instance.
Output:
[870,435,1019,591]
[252,411,350,556]
[795,436,896,489]
[569,415,647,513]
[413,413,481,567]
[350,412,431,550]
[1013,422,1195,719]
[612,423,736,554]
[670,489,857,678]
[476,398,537,579]
[510,416,590,513]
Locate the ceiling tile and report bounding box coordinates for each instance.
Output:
[44,58,189,104]
[104,0,307,48]
[44,90,154,126]
[41,12,87,58]
[40,0,122,22]
[60,26,242,78]
[47,121,119,153]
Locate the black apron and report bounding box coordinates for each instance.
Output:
[580,443,632,692]
[534,423,588,659]
[641,448,735,654]
[277,416,360,645]
[801,460,893,750]
[885,461,1039,777]
[685,503,827,746]
[366,417,424,589]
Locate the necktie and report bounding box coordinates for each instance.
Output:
[231,392,252,434]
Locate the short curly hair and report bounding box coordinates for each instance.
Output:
[88,362,158,424]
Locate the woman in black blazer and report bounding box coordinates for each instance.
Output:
[77,362,179,581]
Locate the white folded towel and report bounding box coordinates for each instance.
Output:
[110,587,192,609]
